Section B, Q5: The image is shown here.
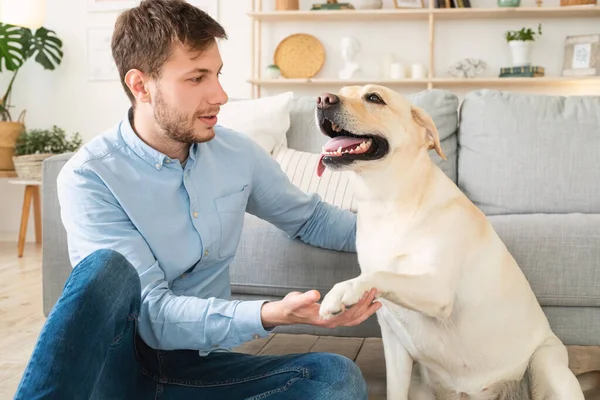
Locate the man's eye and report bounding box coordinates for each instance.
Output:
[190,76,203,83]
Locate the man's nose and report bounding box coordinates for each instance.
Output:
[316,93,339,109]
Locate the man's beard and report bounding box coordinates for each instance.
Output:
[153,89,205,144]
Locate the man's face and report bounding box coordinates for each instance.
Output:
[149,40,228,144]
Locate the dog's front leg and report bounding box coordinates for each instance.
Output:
[378,308,413,400]
[320,270,455,321]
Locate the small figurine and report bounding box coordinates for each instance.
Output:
[339,37,361,80]
[447,58,488,78]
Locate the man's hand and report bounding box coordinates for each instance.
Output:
[260,288,381,329]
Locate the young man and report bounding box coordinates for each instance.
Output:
[14,0,381,399]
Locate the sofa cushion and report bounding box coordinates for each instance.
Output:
[458,89,600,215]
[218,91,293,154]
[273,146,357,212]
[285,89,459,183]
[229,213,600,310]
[489,213,600,308]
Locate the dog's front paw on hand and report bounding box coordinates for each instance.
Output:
[319,280,366,320]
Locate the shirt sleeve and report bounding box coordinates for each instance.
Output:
[245,140,357,253]
[56,165,272,351]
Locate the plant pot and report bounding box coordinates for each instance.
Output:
[0,111,26,171]
[498,0,521,6]
[509,40,532,67]
[12,153,55,181]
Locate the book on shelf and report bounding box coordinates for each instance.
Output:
[499,66,545,78]
[436,0,472,7]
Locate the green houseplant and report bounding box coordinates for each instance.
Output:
[0,23,64,171]
[13,126,81,180]
[505,23,542,67]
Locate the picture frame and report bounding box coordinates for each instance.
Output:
[562,33,600,77]
[393,0,425,7]
[87,0,140,12]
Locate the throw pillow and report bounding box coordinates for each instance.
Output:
[273,146,357,213]
[217,91,294,154]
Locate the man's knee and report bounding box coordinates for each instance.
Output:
[302,352,368,399]
[69,249,141,309]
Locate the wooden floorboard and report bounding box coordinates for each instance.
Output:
[1,242,600,399]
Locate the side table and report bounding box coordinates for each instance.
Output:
[8,179,42,257]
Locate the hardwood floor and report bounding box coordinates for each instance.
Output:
[1,241,599,399]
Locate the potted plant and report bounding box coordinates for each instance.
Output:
[505,23,542,67]
[0,23,64,172]
[13,126,81,180]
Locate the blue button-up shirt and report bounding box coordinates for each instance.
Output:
[56,109,357,353]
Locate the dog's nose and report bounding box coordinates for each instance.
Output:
[316,93,339,109]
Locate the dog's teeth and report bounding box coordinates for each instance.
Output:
[337,146,342,153]
[322,146,326,153]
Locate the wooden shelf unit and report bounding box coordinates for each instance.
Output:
[248,3,600,98]
[0,170,17,178]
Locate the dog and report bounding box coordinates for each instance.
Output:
[315,85,585,400]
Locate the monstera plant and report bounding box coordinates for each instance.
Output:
[0,22,63,171]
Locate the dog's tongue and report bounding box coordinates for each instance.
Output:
[317,155,326,177]
[323,136,364,152]
[317,136,365,178]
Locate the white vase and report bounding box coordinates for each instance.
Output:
[509,40,532,67]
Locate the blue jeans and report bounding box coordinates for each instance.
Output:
[14,249,368,400]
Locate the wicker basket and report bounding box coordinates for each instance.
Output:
[560,0,596,5]
[0,111,26,171]
[275,0,299,10]
[13,153,55,181]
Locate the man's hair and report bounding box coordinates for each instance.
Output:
[111,0,227,105]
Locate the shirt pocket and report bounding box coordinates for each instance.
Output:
[215,185,249,259]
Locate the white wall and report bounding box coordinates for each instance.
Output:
[1,0,599,241]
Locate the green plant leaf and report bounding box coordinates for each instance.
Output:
[27,27,63,70]
[0,24,26,72]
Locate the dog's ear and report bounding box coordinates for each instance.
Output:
[411,106,446,160]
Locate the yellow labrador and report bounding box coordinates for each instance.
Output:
[315,85,584,400]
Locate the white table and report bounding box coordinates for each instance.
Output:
[8,179,42,257]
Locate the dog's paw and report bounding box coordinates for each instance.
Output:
[319,280,367,320]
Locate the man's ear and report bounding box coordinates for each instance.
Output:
[411,106,446,160]
[125,69,152,104]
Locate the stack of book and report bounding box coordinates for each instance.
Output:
[499,66,545,78]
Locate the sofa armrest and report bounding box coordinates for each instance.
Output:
[41,153,74,316]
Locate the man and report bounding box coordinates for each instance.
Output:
[14,0,380,399]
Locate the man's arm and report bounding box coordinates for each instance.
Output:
[57,165,272,351]
[245,139,357,253]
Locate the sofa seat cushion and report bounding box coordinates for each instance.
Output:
[229,213,362,298]
[230,213,600,309]
[489,213,600,308]
[458,89,600,215]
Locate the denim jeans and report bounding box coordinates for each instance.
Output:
[14,249,368,400]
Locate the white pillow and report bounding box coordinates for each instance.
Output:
[273,146,357,213]
[218,92,294,154]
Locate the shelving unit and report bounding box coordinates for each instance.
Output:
[248,2,600,98]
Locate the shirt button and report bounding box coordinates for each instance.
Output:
[253,334,260,339]
[204,249,209,256]
[193,211,198,218]
[155,163,161,169]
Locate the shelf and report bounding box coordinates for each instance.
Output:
[434,5,600,20]
[248,9,429,22]
[249,77,600,87]
[0,170,17,178]
[248,5,600,22]
[248,78,429,85]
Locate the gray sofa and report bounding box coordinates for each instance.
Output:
[42,88,600,347]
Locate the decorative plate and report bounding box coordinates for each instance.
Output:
[273,33,325,79]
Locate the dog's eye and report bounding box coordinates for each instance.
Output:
[366,93,385,105]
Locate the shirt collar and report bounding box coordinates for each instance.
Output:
[120,107,199,170]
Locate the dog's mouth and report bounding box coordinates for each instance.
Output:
[317,118,389,177]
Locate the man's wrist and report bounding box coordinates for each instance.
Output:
[260,301,286,329]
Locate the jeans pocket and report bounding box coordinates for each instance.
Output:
[215,185,249,259]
